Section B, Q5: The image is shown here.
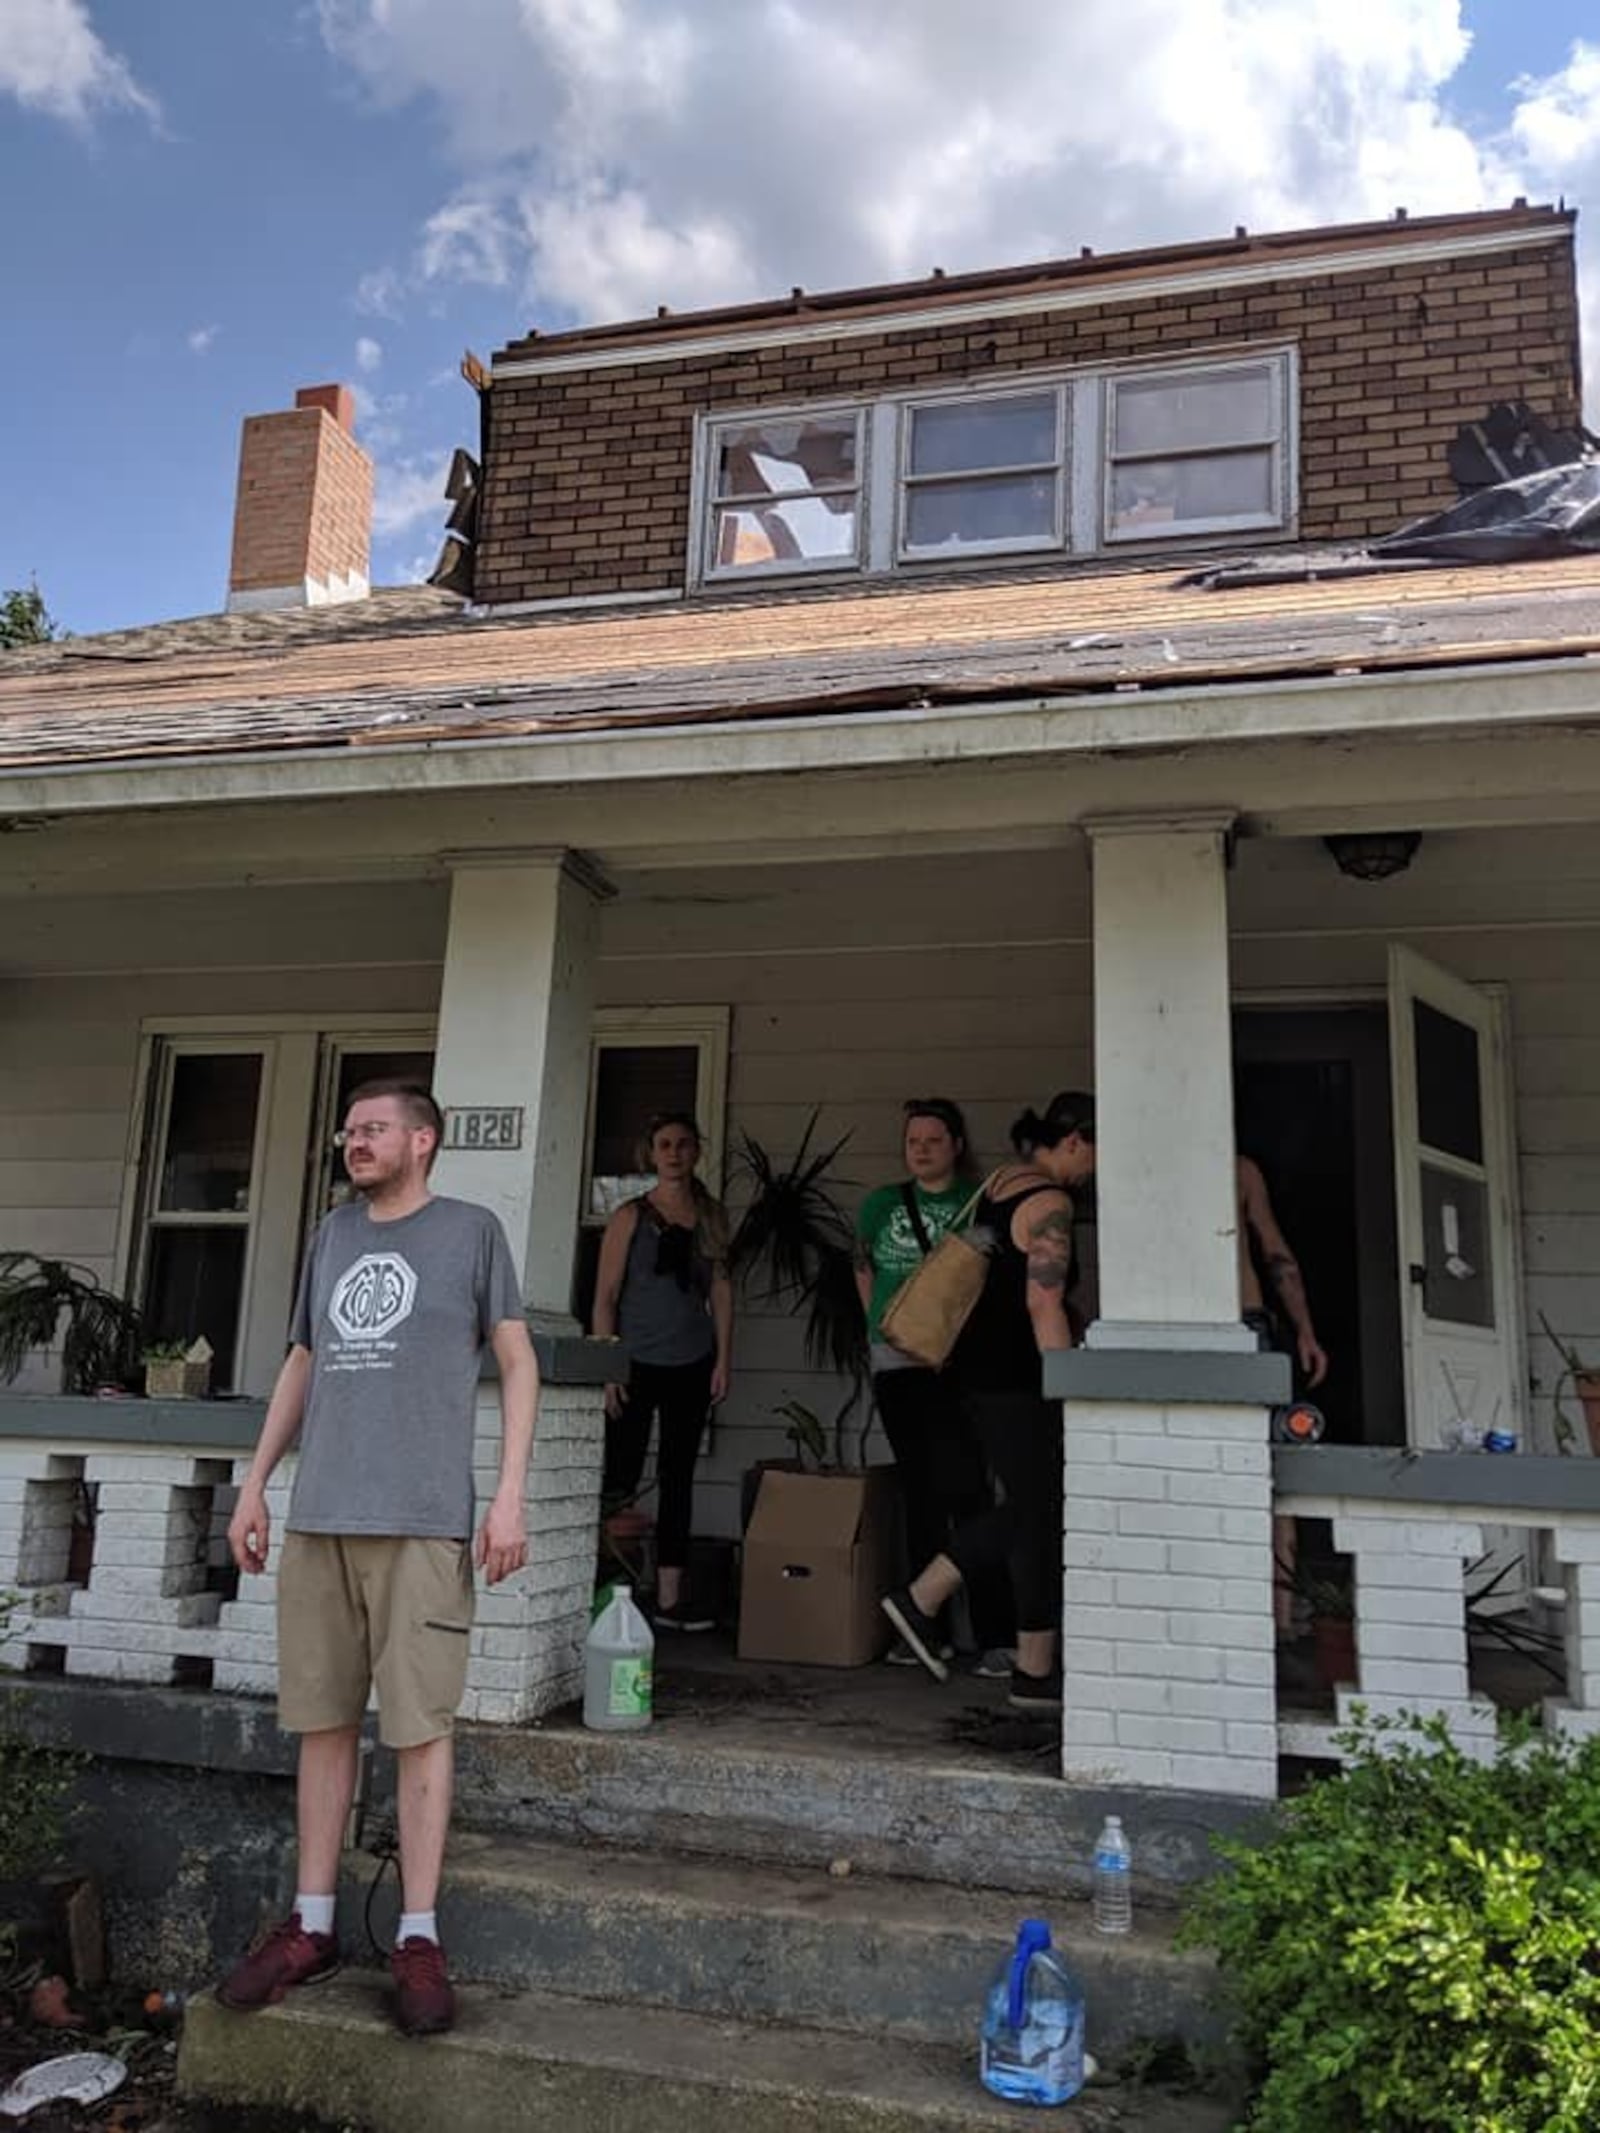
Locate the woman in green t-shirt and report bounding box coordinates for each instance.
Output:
[854,1099,1013,1673]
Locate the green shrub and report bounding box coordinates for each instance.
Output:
[0,1592,78,1885]
[1182,1713,1600,2132]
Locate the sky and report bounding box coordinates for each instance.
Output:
[5,0,1600,636]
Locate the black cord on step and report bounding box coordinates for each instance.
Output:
[362,1815,401,1960]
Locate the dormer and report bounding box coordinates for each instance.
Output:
[472,204,1579,613]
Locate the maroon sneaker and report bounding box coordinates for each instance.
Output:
[216,1913,338,2010]
[390,1935,456,2036]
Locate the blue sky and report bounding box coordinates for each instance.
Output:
[4,0,1600,636]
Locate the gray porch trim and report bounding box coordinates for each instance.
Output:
[0,1334,624,1445]
[1275,1443,1600,1513]
[1046,1347,1291,1405]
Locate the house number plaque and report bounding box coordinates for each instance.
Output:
[442,1106,524,1151]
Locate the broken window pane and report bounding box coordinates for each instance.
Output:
[714,414,858,500]
[908,394,1058,477]
[714,496,858,570]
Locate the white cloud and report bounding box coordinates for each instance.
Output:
[1507,43,1600,402]
[0,0,156,126]
[325,0,1540,334]
[187,324,219,356]
[355,335,384,373]
[372,452,451,543]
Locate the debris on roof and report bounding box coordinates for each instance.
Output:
[1375,462,1600,565]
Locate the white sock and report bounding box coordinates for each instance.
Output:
[397,1909,439,1945]
[295,1893,335,1936]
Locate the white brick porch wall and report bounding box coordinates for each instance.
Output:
[1062,1400,1277,1797]
[2,1382,605,1722]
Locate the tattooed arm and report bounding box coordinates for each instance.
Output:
[1239,1156,1328,1387]
[1018,1190,1076,1354]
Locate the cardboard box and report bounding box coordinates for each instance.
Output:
[737,1466,898,1668]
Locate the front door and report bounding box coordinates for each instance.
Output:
[1387,945,1524,1454]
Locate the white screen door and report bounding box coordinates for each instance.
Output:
[1388,944,1523,1455]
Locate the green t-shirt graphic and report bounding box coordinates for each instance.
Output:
[856,1178,973,1341]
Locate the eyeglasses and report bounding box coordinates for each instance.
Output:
[333,1122,406,1148]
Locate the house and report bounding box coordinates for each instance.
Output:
[2,200,1600,1844]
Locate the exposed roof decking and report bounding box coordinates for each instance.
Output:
[5,553,1600,774]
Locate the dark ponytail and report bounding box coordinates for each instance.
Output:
[1010,1090,1096,1156]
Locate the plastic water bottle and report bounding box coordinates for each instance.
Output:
[1092,1816,1132,1935]
[979,1919,1086,2106]
[583,1582,654,1731]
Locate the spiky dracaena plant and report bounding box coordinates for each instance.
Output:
[727,1113,869,1462]
[0,1254,146,1394]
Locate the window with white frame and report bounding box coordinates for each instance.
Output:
[1103,359,1287,542]
[693,349,1294,584]
[123,1019,436,1398]
[703,409,863,580]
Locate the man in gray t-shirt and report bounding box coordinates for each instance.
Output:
[219,1079,540,2039]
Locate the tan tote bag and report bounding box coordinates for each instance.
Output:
[878,1171,998,1370]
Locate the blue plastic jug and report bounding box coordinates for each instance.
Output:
[979,1918,1086,2106]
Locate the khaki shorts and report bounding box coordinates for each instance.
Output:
[277,1532,475,1749]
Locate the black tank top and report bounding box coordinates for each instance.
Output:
[950,1178,1064,1393]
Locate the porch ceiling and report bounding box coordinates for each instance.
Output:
[7,552,1600,776]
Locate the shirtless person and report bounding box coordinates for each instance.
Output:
[1237,1155,1328,1634]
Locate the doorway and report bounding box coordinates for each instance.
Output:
[1234,1007,1404,1445]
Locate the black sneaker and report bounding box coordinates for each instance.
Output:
[1007,1663,1064,1713]
[886,1635,954,1667]
[652,1599,715,1633]
[879,1590,950,1681]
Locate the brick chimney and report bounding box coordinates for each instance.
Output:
[226,384,373,613]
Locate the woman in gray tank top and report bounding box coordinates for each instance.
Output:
[592,1114,733,1631]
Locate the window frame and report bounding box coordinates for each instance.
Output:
[117,1014,436,1398]
[697,403,867,585]
[580,1006,731,1227]
[1100,354,1293,546]
[688,346,1297,588]
[894,384,1070,563]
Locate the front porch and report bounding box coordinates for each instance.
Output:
[2,694,1599,1808]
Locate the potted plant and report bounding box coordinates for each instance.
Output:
[142,1338,212,1401]
[726,1112,869,1468]
[1277,1547,1357,1689]
[0,1254,145,1396]
[1538,1311,1600,1456]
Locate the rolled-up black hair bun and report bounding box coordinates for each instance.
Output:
[1011,1091,1096,1154]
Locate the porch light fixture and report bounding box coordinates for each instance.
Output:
[1323,831,1422,882]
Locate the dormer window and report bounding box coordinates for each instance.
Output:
[692,348,1294,587]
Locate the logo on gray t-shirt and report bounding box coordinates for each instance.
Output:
[327,1253,419,1357]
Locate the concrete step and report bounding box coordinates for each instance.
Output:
[450,1717,1255,1899]
[180,1974,1242,2133]
[345,1829,1223,2056]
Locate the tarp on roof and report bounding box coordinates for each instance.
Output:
[1375,462,1600,564]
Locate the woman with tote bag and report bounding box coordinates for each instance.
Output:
[881,1092,1095,1713]
[855,1100,1014,1676]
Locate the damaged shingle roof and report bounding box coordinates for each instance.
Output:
[5,554,1600,775]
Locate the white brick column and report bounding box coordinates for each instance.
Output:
[1057,816,1283,1798]
[431,849,612,1722]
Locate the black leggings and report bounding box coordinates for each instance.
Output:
[946,1389,1063,1635]
[602,1354,713,1571]
[874,1368,1014,1649]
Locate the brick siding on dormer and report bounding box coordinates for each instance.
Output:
[473,237,1580,609]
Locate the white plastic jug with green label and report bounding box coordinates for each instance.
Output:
[583,1582,655,1731]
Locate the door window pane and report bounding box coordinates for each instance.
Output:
[1413,1000,1484,1163]
[1419,1164,1493,1328]
[144,1228,248,1387]
[588,1045,700,1217]
[159,1054,262,1212]
[907,394,1057,477]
